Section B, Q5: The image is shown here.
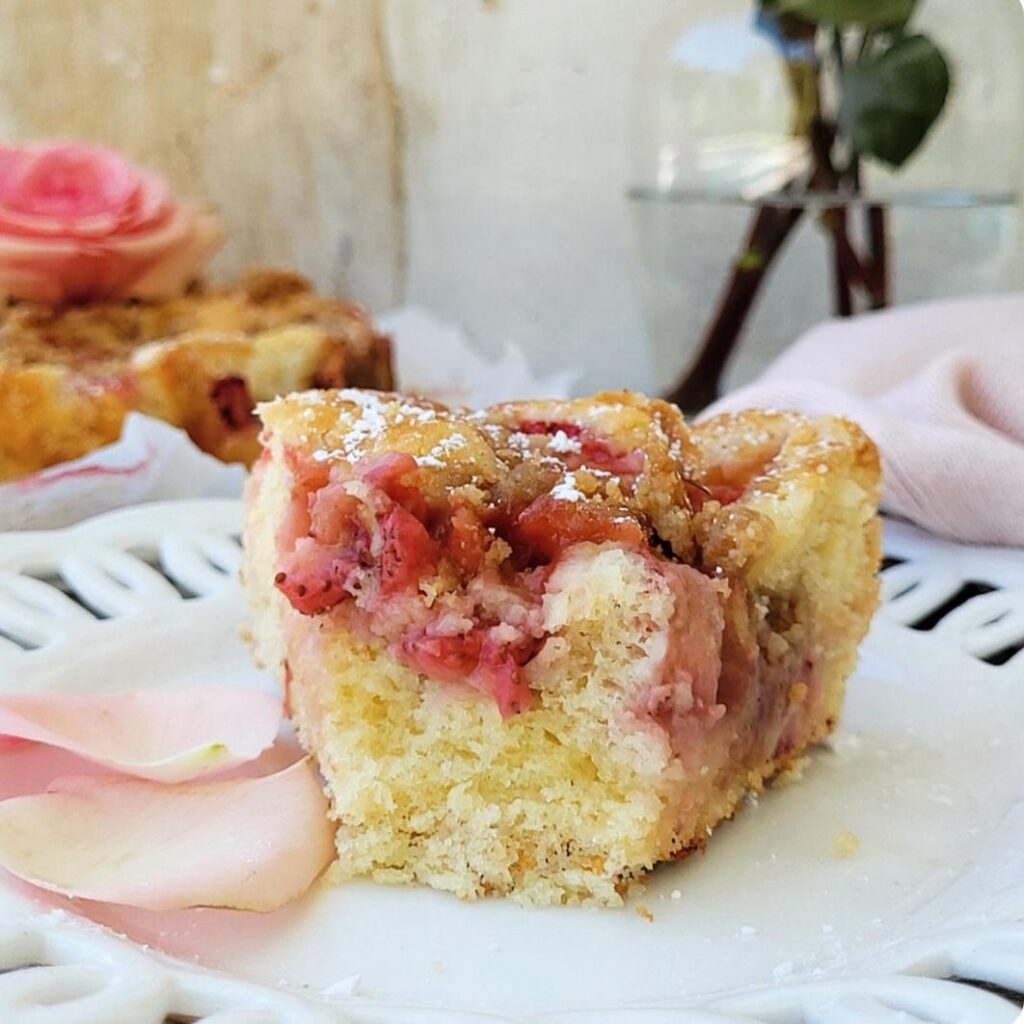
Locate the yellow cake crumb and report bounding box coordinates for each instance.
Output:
[832,829,861,859]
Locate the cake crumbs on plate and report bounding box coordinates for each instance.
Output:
[635,904,655,923]
[831,829,860,859]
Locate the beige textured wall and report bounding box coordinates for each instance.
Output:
[0,0,402,310]
[384,0,679,393]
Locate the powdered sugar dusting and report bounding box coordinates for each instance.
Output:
[416,434,469,469]
[313,406,385,462]
[303,390,438,464]
[550,476,585,503]
[547,430,582,455]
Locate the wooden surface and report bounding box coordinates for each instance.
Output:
[0,0,402,310]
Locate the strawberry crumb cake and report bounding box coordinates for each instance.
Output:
[243,390,881,906]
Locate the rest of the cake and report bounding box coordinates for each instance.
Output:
[0,269,392,481]
[242,389,880,907]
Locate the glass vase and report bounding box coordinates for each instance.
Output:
[629,0,1024,412]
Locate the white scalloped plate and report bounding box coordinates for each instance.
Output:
[1,500,1023,1024]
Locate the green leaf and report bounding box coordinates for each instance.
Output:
[839,34,951,168]
[773,0,916,27]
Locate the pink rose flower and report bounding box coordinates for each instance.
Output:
[0,142,224,304]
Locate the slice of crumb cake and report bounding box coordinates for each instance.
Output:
[243,390,880,907]
[0,270,392,481]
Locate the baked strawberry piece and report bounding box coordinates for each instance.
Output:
[243,390,880,906]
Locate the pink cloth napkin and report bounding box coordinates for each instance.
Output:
[702,294,1024,547]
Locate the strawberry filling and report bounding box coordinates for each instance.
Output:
[274,537,365,615]
[274,431,655,716]
[210,376,257,431]
[362,452,431,521]
[379,506,441,597]
[309,489,363,545]
[400,627,537,717]
[517,420,582,438]
[502,495,646,565]
[685,481,745,512]
[518,419,645,478]
[686,440,782,511]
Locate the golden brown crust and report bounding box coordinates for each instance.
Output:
[0,269,393,481]
[690,409,882,578]
[258,390,882,578]
[259,388,702,561]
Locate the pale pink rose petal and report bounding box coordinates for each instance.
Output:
[121,205,225,300]
[118,169,174,233]
[0,226,123,302]
[0,202,127,240]
[0,689,282,783]
[0,230,79,258]
[0,211,218,303]
[8,168,176,241]
[0,249,138,304]
[55,252,137,303]
[0,261,66,303]
[0,761,335,911]
[106,200,199,260]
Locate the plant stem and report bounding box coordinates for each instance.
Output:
[664,202,805,413]
[858,28,873,60]
[830,206,854,316]
[867,204,890,308]
[809,118,858,316]
[831,27,845,78]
